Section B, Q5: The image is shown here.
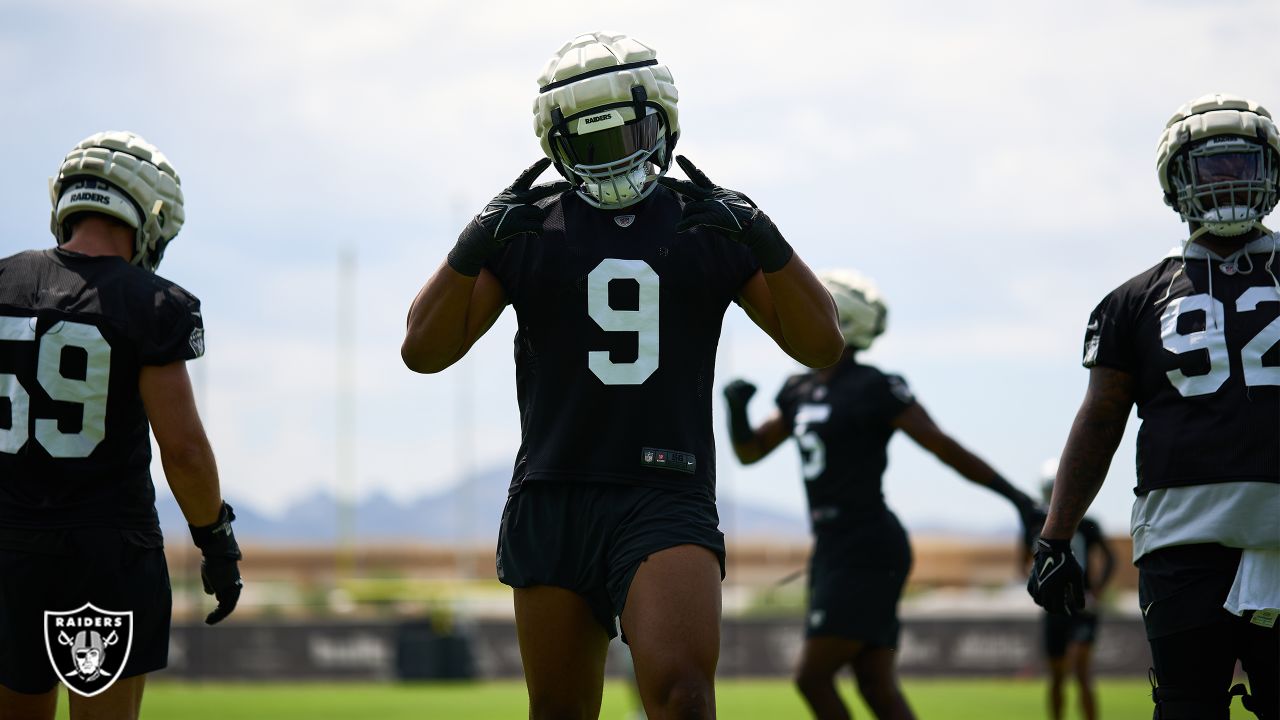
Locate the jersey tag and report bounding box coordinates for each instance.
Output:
[641,447,696,474]
[1250,608,1278,629]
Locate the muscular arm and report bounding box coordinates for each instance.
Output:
[401,263,507,374]
[738,260,844,369]
[893,402,1006,487]
[730,411,791,464]
[1041,367,1136,540]
[140,361,222,527]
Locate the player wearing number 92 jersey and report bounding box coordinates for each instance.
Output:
[401,32,843,719]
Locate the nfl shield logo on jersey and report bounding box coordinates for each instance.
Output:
[43,603,134,697]
[614,214,636,228]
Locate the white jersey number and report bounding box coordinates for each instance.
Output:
[1161,287,1280,396]
[0,316,111,457]
[794,403,831,482]
[587,259,660,385]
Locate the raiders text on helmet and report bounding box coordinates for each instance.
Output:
[532,31,679,209]
[1156,94,1280,237]
[50,131,185,271]
[819,269,887,350]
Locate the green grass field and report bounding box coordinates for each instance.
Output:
[49,678,1258,719]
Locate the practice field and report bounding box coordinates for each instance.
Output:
[50,678,1257,719]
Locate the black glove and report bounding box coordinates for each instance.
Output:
[658,155,794,272]
[447,158,571,276]
[1027,536,1085,616]
[189,502,243,626]
[722,379,758,445]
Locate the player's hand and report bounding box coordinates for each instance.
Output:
[447,159,571,276]
[1027,536,1085,616]
[658,155,793,272]
[189,502,243,626]
[723,379,758,411]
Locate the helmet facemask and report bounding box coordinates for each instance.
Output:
[547,88,674,210]
[1168,135,1279,237]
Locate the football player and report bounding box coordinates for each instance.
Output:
[1021,461,1115,720]
[401,31,842,719]
[1027,93,1280,720]
[0,132,242,720]
[723,269,1043,720]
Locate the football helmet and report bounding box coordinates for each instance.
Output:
[533,31,679,209]
[819,269,887,349]
[1157,94,1279,237]
[50,131,184,271]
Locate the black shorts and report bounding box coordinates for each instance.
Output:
[496,481,725,639]
[1043,611,1099,658]
[1139,543,1278,713]
[805,509,911,647]
[0,528,171,694]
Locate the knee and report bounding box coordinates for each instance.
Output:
[527,692,596,720]
[794,667,833,700]
[647,671,714,719]
[1150,684,1233,720]
[854,669,900,713]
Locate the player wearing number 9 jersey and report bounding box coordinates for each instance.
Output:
[0,132,240,720]
[1028,94,1280,720]
[402,32,842,719]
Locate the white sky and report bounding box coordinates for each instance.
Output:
[1,0,1276,537]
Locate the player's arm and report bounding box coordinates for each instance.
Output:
[892,401,1040,521]
[722,380,790,463]
[402,158,567,374]
[140,360,242,625]
[140,361,221,526]
[1085,522,1117,593]
[402,265,506,373]
[657,155,842,368]
[738,265,844,369]
[1041,367,1135,540]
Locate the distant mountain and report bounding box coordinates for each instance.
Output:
[157,467,813,543]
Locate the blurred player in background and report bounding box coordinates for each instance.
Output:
[1028,93,1280,720]
[401,31,842,719]
[723,269,1044,720]
[1022,460,1115,720]
[0,132,242,720]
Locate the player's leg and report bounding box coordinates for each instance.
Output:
[851,645,916,720]
[1044,614,1070,720]
[1148,623,1237,719]
[794,637,860,720]
[1046,654,1068,720]
[0,685,58,720]
[1070,641,1098,720]
[514,586,611,719]
[620,544,721,720]
[66,675,145,720]
[1236,618,1279,720]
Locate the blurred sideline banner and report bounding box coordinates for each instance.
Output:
[160,617,1151,680]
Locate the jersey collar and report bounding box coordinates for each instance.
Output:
[1164,232,1279,261]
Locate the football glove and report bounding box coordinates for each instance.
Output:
[722,379,758,445]
[189,502,243,626]
[1027,536,1086,616]
[447,158,571,276]
[658,155,794,272]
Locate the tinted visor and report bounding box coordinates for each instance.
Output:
[1194,151,1261,184]
[558,112,661,167]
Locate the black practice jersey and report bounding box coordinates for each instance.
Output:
[1083,237,1280,495]
[0,249,203,533]
[486,187,759,493]
[774,357,916,528]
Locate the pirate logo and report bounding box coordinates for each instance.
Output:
[44,603,133,697]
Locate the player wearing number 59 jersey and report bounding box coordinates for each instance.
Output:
[0,132,240,720]
[1028,94,1280,720]
[402,32,842,719]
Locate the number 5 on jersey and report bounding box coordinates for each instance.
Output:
[587,259,660,385]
